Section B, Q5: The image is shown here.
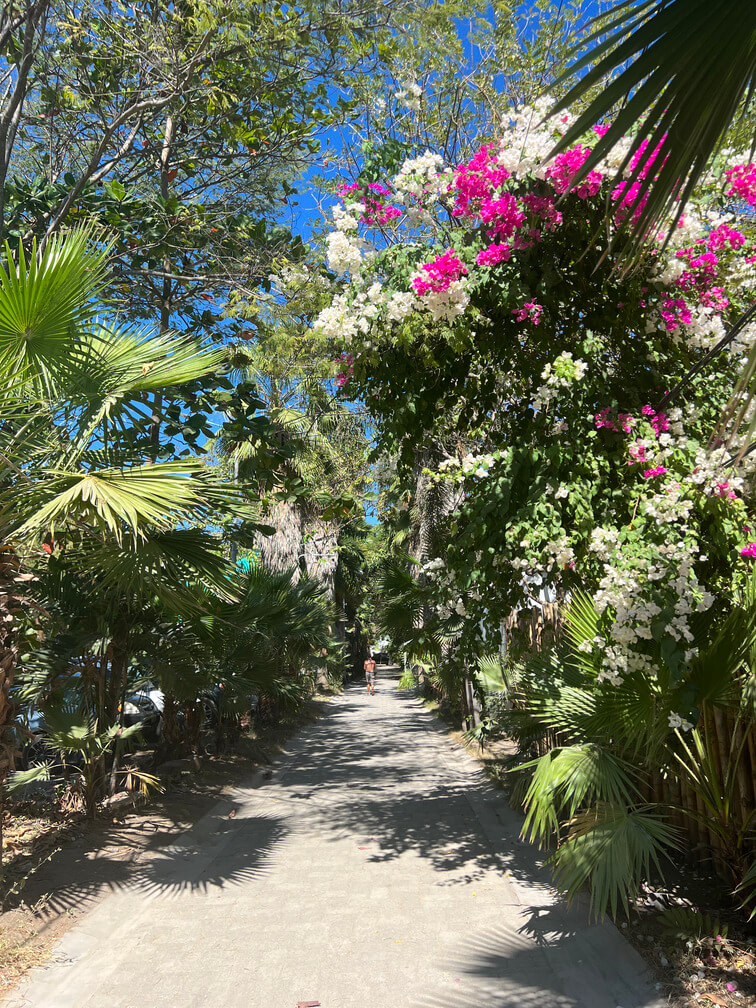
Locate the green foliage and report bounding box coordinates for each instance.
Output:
[551,0,756,241]
[658,905,729,943]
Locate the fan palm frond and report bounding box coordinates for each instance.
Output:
[549,0,756,242]
[553,803,678,919]
[522,743,641,845]
[0,228,109,373]
[12,463,235,542]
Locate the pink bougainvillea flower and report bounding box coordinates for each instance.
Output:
[659,295,693,331]
[337,180,402,226]
[740,543,756,558]
[476,242,511,266]
[618,412,636,432]
[512,301,543,325]
[725,163,756,209]
[594,407,616,431]
[707,222,746,252]
[642,466,668,479]
[412,249,468,295]
[451,145,511,218]
[641,405,669,435]
[712,481,737,499]
[627,441,648,464]
[521,193,563,232]
[545,144,603,199]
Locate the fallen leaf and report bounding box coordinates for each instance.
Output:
[701,996,728,1007]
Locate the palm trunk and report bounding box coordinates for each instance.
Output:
[0,548,28,869]
[161,693,182,751]
[303,517,338,601]
[257,499,304,581]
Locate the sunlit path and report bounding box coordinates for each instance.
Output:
[2,668,663,1008]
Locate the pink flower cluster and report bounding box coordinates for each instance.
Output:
[512,301,543,325]
[707,222,745,252]
[521,193,563,233]
[642,466,668,479]
[627,441,649,464]
[740,542,756,558]
[335,352,354,388]
[659,295,692,331]
[594,408,635,432]
[338,181,402,226]
[641,404,669,435]
[659,222,745,332]
[712,481,737,500]
[545,144,602,199]
[725,163,756,209]
[476,242,511,266]
[674,249,718,292]
[412,249,468,295]
[480,192,527,241]
[451,145,512,218]
[612,137,667,223]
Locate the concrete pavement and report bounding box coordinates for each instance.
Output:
[2,667,663,1008]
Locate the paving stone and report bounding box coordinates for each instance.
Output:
[1,668,664,1008]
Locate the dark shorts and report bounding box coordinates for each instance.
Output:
[366,670,375,684]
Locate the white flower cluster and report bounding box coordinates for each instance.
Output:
[509,534,574,578]
[544,534,575,568]
[412,277,469,322]
[326,229,365,274]
[332,202,363,232]
[420,557,446,581]
[438,452,497,479]
[686,445,746,496]
[498,98,556,178]
[590,536,714,685]
[386,290,417,322]
[532,352,588,411]
[668,711,694,732]
[314,293,361,342]
[395,81,422,111]
[314,279,418,349]
[393,152,453,222]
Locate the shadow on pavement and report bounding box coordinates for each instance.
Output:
[16,804,288,918]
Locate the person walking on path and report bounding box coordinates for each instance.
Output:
[363,656,376,695]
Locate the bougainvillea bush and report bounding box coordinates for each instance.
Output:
[315,99,756,730]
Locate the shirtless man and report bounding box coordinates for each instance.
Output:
[363,656,377,695]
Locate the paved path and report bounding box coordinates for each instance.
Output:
[3,668,663,1008]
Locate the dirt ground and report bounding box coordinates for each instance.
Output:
[0,699,331,995]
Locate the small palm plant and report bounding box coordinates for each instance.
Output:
[0,226,239,857]
[487,588,756,918]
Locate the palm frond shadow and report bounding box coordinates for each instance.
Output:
[414,918,658,1008]
[15,806,287,917]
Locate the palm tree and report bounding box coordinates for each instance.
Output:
[219,345,369,596]
[549,0,756,429]
[549,0,756,240]
[489,588,756,918]
[0,227,237,857]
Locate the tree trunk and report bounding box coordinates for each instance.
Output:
[303,517,338,601]
[257,499,303,581]
[161,693,182,751]
[0,548,30,869]
[150,114,176,460]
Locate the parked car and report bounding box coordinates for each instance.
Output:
[122,686,164,742]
